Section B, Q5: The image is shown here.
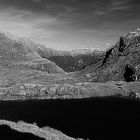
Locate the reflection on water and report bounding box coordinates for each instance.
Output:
[0,97,140,140]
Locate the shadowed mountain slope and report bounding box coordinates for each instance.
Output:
[74,28,140,83]
[38,48,104,72]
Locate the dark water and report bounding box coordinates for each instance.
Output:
[0,97,140,140]
[0,125,44,140]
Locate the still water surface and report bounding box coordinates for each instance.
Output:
[0,97,140,140]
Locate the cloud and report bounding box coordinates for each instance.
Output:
[106,43,110,46]
[32,0,42,3]
[0,0,139,50]
[93,10,109,16]
[111,0,127,6]
[0,7,66,44]
[0,7,91,50]
[110,5,129,11]
[94,0,130,17]
[110,0,130,11]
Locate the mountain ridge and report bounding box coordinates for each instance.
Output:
[0,31,65,74]
[0,31,104,72]
[74,28,140,83]
[0,29,140,100]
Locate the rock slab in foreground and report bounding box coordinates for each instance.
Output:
[0,120,81,140]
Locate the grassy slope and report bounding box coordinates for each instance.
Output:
[0,66,140,100]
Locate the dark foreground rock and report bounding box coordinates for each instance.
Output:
[0,120,80,140]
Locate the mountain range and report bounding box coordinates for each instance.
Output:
[0,31,104,72]
[0,28,140,100]
[0,32,65,74]
[35,45,104,72]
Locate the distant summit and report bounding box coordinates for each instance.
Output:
[68,48,94,55]
[124,28,140,39]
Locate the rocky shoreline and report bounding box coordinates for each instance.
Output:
[0,81,140,101]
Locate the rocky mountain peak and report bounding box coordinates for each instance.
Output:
[112,28,140,56]
[123,28,140,39]
[0,31,19,41]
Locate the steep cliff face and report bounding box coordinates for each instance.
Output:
[76,28,140,82]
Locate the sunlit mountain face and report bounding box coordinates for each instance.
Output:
[0,0,140,50]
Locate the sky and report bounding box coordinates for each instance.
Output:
[0,0,140,50]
